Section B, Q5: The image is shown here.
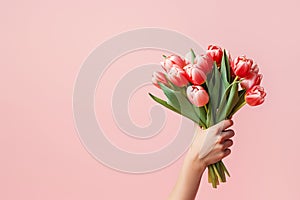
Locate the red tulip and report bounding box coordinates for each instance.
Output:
[167,66,189,87]
[249,62,259,74]
[152,71,169,88]
[241,73,263,91]
[240,63,262,90]
[245,85,266,106]
[206,45,223,65]
[225,50,237,80]
[186,85,209,107]
[160,55,186,72]
[233,55,253,78]
[226,50,234,69]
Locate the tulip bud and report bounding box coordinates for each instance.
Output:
[233,55,253,78]
[161,55,186,72]
[245,85,266,106]
[206,45,223,65]
[167,66,189,87]
[186,85,209,107]
[152,71,169,88]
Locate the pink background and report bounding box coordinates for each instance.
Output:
[1,0,300,199]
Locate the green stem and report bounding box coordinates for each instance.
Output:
[220,161,230,177]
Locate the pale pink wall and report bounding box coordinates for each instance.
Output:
[1,0,300,199]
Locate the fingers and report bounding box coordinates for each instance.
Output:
[213,148,232,163]
[214,119,234,133]
[219,139,233,159]
[222,139,233,149]
[221,149,231,159]
[219,129,235,143]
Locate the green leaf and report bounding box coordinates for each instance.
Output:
[220,50,230,87]
[192,105,207,129]
[224,81,239,117]
[148,93,180,114]
[212,63,221,106]
[206,63,226,126]
[223,50,233,83]
[190,49,196,64]
[159,83,180,110]
[206,102,213,127]
[216,84,232,122]
[158,83,201,125]
[206,68,215,126]
[228,89,246,118]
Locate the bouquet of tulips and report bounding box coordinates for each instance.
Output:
[149,45,266,188]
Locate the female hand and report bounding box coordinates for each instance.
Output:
[188,119,235,169]
[189,120,234,167]
[168,120,235,200]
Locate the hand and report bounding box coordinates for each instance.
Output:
[167,120,235,200]
[188,120,235,168]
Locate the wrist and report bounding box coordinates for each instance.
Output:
[184,148,207,174]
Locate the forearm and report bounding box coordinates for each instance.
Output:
[168,149,206,200]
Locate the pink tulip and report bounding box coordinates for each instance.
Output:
[183,64,206,85]
[160,55,186,72]
[245,85,266,106]
[186,85,209,107]
[206,45,223,65]
[167,66,189,87]
[233,55,253,78]
[152,71,169,88]
[183,53,213,85]
[196,54,214,74]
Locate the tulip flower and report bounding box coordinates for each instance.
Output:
[206,45,223,65]
[183,52,213,85]
[183,64,206,85]
[167,66,189,87]
[197,54,214,74]
[150,47,267,189]
[249,62,259,74]
[160,55,186,72]
[152,71,169,89]
[185,50,213,73]
[233,55,253,78]
[245,85,266,106]
[241,73,263,91]
[240,63,262,90]
[224,50,237,80]
[186,85,209,107]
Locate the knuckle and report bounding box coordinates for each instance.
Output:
[217,136,223,143]
[216,144,223,151]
